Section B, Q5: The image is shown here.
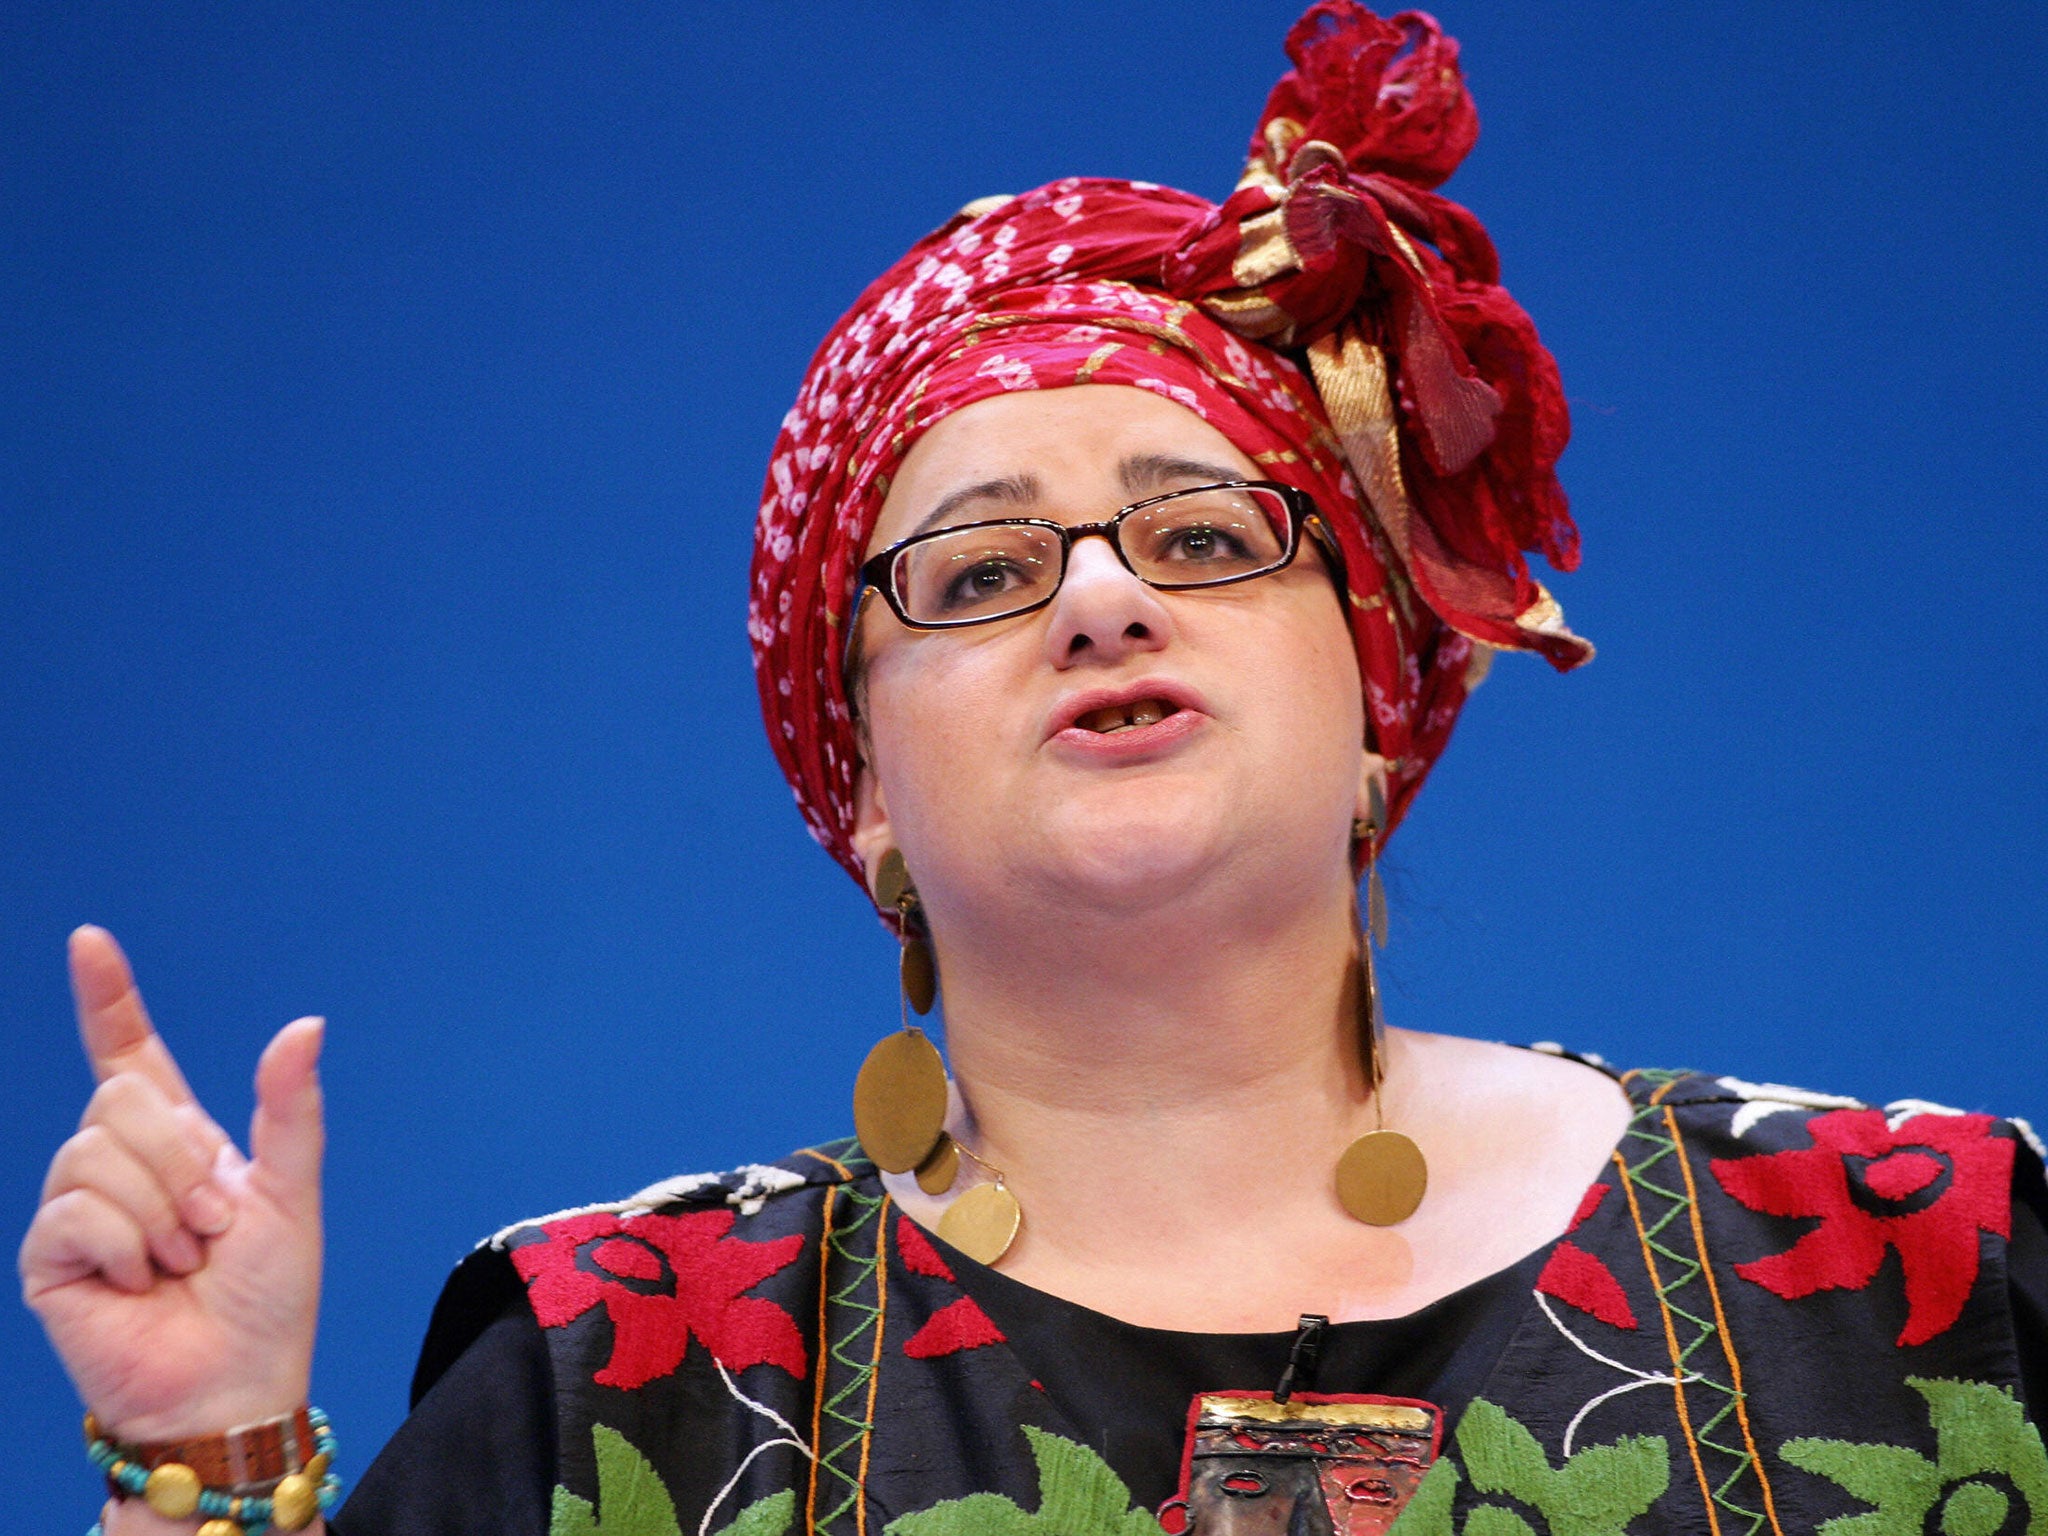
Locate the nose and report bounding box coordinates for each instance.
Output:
[1041,533,1175,670]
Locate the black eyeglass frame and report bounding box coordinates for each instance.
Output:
[848,479,1346,638]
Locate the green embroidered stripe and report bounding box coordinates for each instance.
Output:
[810,1178,889,1536]
[1620,1074,1773,1536]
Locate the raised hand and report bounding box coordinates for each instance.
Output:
[18,927,325,1444]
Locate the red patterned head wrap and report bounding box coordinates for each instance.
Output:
[751,2,1591,888]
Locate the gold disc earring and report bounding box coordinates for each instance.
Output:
[1335,784,1429,1226]
[851,849,1023,1264]
[936,1142,1022,1266]
[853,850,957,1189]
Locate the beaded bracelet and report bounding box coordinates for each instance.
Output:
[84,1406,341,1534]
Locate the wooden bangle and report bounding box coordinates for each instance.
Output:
[86,1405,318,1492]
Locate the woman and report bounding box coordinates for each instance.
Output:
[24,6,2046,1534]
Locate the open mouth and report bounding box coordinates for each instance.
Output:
[1073,698,1182,735]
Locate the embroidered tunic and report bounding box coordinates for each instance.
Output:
[335,1065,2048,1535]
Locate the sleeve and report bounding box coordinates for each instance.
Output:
[328,1250,556,1536]
[2009,1131,2048,1417]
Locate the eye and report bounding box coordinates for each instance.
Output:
[1219,1471,1270,1498]
[940,556,1030,608]
[1124,487,1286,578]
[1155,522,1255,562]
[895,524,1060,620]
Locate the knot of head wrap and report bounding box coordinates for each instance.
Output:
[750,1,1589,892]
[1167,3,1589,668]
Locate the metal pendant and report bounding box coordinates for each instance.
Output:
[1161,1393,1442,1536]
[1359,782,1392,950]
[1335,1129,1428,1226]
[900,934,938,1015]
[852,1026,948,1174]
[936,1181,1022,1266]
[1365,778,1389,951]
[870,847,911,911]
[914,1131,961,1195]
[1358,945,1386,1073]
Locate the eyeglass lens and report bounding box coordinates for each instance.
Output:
[890,485,1293,624]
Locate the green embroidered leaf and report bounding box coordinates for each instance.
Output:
[549,1424,683,1536]
[1387,1456,1462,1536]
[1463,1509,1541,1536]
[1549,1437,1674,1535]
[1917,1376,2048,1509]
[1022,1428,1162,1536]
[1941,1482,2013,1536]
[1781,1377,2048,1536]
[1779,1438,1939,1529]
[709,1490,797,1536]
[1419,1399,1666,1536]
[1461,1400,1559,1504]
[553,1486,600,1536]
[885,1426,1164,1536]
[891,1492,1042,1536]
[550,1427,790,1536]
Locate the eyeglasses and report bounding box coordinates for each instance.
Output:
[850,480,1341,634]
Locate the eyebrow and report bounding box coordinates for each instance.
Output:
[1118,453,1246,495]
[907,473,1041,539]
[906,454,1247,540]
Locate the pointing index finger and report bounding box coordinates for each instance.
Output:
[69,926,199,1107]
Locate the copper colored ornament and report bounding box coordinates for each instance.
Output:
[937,1181,1022,1266]
[1357,946,1386,1061]
[1170,1393,1441,1536]
[914,1131,961,1195]
[1363,780,1389,951]
[871,847,910,911]
[852,1026,948,1173]
[1335,1129,1428,1226]
[900,933,937,1015]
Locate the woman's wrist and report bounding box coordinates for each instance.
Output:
[87,1403,339,1535]
[101,1498,197,1536]
[96,1379,311,1446]
[98,1506,327,1536]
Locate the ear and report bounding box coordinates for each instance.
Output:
[1355,748,1392,828]
[849,756,895,896]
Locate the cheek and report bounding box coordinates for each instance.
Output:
[1239,595,1366,750]
[863,637,1028,830]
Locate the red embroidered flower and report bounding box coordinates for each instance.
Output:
[510,1208,806,1388]
[897,1215,954,1280]
[895,1216,1006,1359]
[1536,1182,1638,1330]
[1710,1110,2014,1347]
[903,1296,1006,1359]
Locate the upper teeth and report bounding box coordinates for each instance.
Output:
[1077,699,1174,733]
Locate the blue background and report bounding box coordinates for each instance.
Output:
[4,1,2043,1525]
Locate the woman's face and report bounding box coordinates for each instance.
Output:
[850,384,1378,927]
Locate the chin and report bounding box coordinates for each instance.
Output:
[1031,797,1232,910]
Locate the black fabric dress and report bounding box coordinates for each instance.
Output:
[334,1063,2048,1536]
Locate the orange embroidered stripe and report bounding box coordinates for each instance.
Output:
[798,1146,857,1181]
[853,1197,892,1536]
[805,1183,839,1536]
[1666,1107,1786,1536]
[1614,1147,1723,1536]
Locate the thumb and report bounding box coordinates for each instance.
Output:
[249,1016,325,1209]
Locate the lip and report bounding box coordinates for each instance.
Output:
[1043,678,1212,760]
